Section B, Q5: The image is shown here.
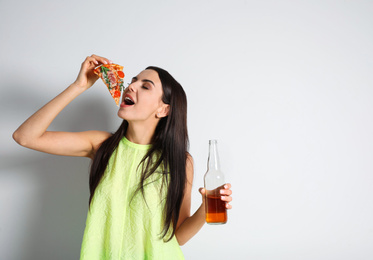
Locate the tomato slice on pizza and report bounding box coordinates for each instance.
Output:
[94,63,125,106]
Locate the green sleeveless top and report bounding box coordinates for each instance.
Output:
[80,137,184,260]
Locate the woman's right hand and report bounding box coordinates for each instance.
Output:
[73,54,112,90]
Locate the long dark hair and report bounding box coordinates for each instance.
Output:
[89,66,189,241]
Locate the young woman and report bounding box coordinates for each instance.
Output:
[13,54,232,259]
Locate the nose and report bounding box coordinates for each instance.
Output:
[127,83,136,93]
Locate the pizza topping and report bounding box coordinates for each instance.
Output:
[114,91,121,98]
[117,71,125,79]
[106,70,117,85]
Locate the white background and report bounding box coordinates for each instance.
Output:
[1,0,373,259]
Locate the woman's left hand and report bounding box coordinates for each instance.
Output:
[199,183,233,209]
[220,183,233,209]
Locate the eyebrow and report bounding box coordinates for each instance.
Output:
[132,77,155,87]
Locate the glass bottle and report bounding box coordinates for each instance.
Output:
[204,139,227,224]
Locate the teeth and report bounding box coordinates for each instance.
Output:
[124,96,134,105]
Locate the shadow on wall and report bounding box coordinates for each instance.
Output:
[1,80,119,260]
[1,155,91,260]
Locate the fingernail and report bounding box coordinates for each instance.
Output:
[220,190,224,194]
[224,185,228,189]
[221,196,225,200]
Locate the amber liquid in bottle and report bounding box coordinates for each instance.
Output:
[204,140,227,224]
[205,185,227,223]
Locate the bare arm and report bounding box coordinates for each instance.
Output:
[174,156,233,246]
[174,155,204,246]
[13,55,112,158]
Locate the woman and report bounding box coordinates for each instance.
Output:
[13,55,232,259]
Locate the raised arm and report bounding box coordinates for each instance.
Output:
[13,55,112,159]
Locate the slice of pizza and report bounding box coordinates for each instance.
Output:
[94,63,125,106]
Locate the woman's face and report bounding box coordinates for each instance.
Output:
[117,69,168,123]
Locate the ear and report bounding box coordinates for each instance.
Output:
[156,104,170,118]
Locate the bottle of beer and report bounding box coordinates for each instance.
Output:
[204,139,227,224]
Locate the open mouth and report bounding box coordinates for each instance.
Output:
[124,95,135,105]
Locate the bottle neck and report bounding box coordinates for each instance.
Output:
[208,140,221,171]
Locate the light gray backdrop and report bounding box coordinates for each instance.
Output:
[1,0,372,259]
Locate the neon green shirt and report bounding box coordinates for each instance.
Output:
[80,137,184,259]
